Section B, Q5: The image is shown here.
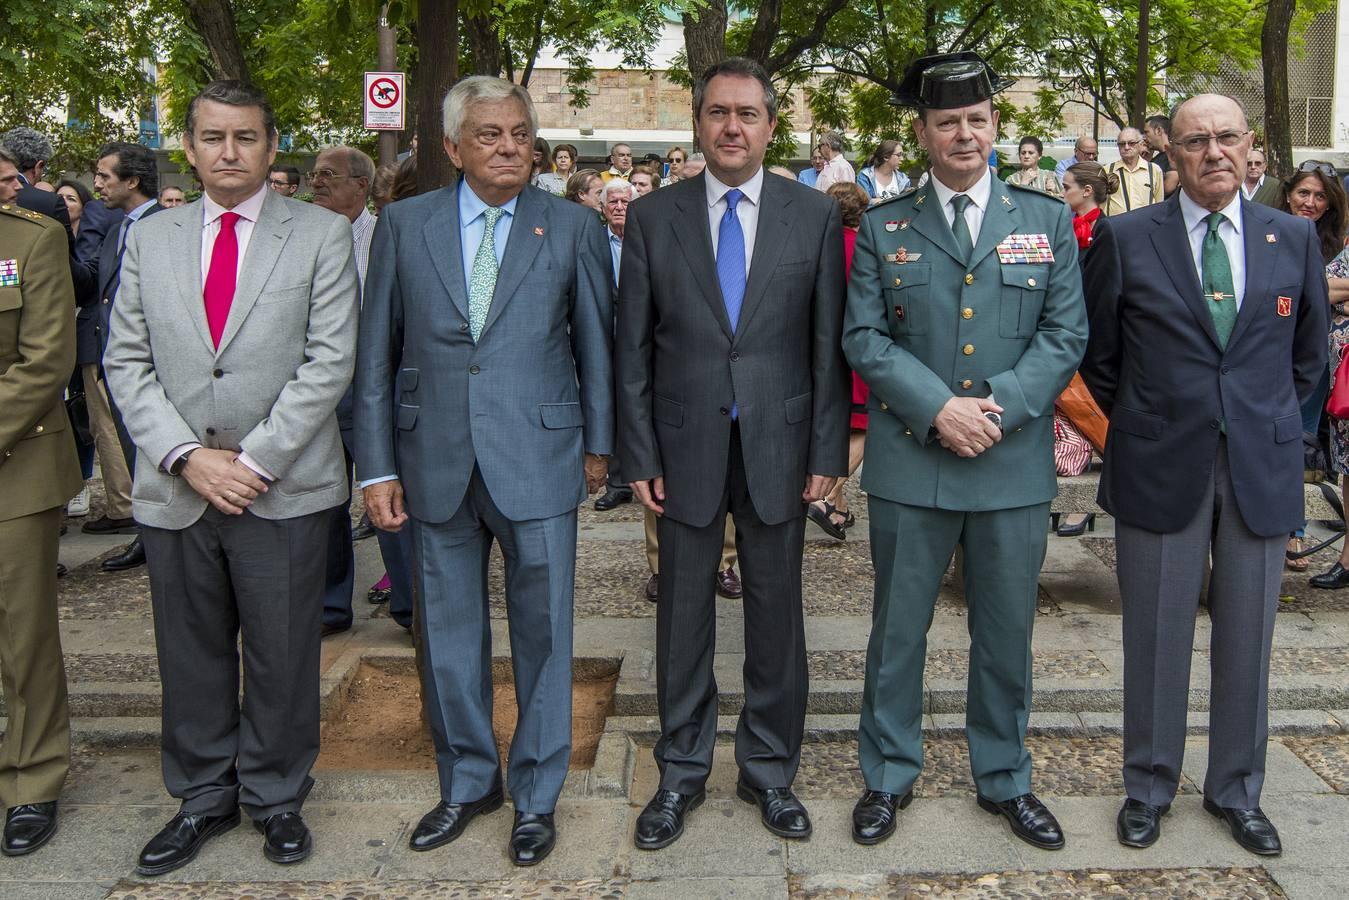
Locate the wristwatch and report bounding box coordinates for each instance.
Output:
[168,448,197,476]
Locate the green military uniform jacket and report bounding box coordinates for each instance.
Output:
[0,203,82,521]
[842,175,1088,511]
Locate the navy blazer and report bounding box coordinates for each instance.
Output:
[1080,194,1328,537]
[73,200,124,365]
[16,182,97,303]
[93,203,161,363]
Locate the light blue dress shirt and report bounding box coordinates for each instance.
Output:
[458,180,518,296]
[797,167,818,188]
[608,227,622,286]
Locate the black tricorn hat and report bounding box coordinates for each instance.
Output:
[890,52,1015,109]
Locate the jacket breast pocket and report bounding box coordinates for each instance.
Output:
[883,263,931,336]
[256,285,309,306]
[1110,405,1164,440]
[652,394,684,428]
[999,265,1048,338]
[0,286,22,313]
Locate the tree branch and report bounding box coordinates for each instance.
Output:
[764,0,851,77]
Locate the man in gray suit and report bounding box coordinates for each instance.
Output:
[617,57,851,849]
[354,76,612,867]
[104,80,359,874]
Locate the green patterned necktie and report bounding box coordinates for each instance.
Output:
[469,206,505,340]
[950,194,974,261]
[1202,211,1237,350]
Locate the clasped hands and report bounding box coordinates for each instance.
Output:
[934,396,1004,458]
[181,448,269,515]
[633,473,837,515]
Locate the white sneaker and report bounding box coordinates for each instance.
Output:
[67,485,91,517]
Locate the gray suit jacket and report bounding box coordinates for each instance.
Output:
[615,171,851,528]
[104,189,360,530]
[353,183,614,524]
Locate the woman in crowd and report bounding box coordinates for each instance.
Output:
[565,168,604,212]
[807,182,872,539]
[530,136,551,187]
[855,140,910,203]
[629,163,661,196]
[1005,136,1062,197]
[1284,165,1349,584]
[665,146,687,183]
[536,143,576,195]
[56,179,93,237]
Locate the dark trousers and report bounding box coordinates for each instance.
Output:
[654,425,807,794]
[141,507,327,819]
[322,437,356,630]
[375,525,414,628]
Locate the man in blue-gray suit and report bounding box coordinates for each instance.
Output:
[354,76,613,868]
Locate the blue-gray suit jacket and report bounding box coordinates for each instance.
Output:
[353,183,614,524]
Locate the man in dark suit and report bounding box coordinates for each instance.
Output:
[0,128,96,301]
[1081,94,1328,856]
[616,57,850,849]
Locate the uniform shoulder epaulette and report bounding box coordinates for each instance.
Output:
[1004,179,1057,200]
[867,186,919,212]
[0,203,57,228]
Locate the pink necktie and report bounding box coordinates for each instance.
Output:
[204,211,241,348]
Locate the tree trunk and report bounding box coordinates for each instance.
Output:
[415,0,458,194]
[377,4,399,168]
[464,10,503,77]
[682,0,728,83]
[184,0,250,82]
[1262,0,1296,180]
[1132,0,1149,127]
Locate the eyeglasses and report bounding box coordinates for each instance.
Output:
[1298,160,1337,177]
[1118,139,1141,147]
[307,169,354,182]
[268,178,295,187]
[1174,130,1251,153]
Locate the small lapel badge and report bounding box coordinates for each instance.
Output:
[915,193,927,206]
[533,226,545,236]
[899,218,910,230]
[885,221,898,232]
[886,248,922,264]
[1001,195,1012,206]
[894,304,905,321]
[1266,233,1277,244]
[1277,295,1292,317]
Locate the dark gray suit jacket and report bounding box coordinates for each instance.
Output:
[615,171,851,528]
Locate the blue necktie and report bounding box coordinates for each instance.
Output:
[717,189,746,332]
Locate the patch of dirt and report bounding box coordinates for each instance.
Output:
[315,659,618,772]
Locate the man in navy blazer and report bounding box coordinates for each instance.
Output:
[354,76,612,867]
[1081,94,1327,856]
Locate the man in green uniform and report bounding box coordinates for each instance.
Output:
[842,53,1087,850]
[0,145,82,855]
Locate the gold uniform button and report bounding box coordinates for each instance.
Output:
[880,402,889,410]
[962,379,973,389]
[963,344,975,356]
[34,425,44,433]
[964,273,974,285]
[894,277,902,286]
[904,428,912,435]
[1027,277,1037,287]
[962,307,974,319]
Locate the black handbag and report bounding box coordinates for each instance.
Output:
[66,389,93,447]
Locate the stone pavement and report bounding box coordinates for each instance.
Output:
[8,479,1349,899]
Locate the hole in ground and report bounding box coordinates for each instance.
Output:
[315,656,620,771]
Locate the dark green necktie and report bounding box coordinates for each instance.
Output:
[1202,212,1237,350]
[950,194,974,261]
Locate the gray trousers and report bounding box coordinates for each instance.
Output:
[141,507,327,819]
[1117,439,1283,808]
[410,466,576,814]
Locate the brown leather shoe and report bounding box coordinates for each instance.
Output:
[716,568,742,599]
[644,574,659,603]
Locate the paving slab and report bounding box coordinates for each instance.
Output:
[790,866,1283,898]
[625,876,789,899]
[104,878,629,899]
[624,798,788,880]
[1180,737,1336,795]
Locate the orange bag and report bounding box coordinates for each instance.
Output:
[1055,373,1109,454]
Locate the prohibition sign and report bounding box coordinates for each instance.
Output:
[369,77,400,109]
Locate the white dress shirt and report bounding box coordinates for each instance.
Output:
[351,207,376,290]
[1179,188,1246,310]
[705,166,764,276]
[929,167,992,247]
[1241,176,1265,201]
[814,154,855,193]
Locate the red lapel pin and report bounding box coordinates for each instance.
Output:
[1277,295,1292,317]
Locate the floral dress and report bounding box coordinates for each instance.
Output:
[1326,248,1349,472]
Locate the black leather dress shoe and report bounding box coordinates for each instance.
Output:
[736,779,812,839]
[1311,562,1349,590]
[634,788,704,850]
[83,515,138,535]
[851,790,912,845]
[977,793,1064,850]
[101,536,145,572]
[1116,798,1169,848]
[56,563,67,578]
[1203,798,1281,855]
[367,586,391,604]
[509,811,555,866]
[351,514,376,541]
[715,567,743,599]
[253,811,312,864]
[137,810,241,875]
[594,487,633,511]
[2,802,58,856]
[644,574,659,603]
[410,784,504,851]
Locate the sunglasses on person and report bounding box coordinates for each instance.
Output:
[1298,160,1337,178]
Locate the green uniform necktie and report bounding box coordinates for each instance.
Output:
[469,206,505,340]
[1202,211,1237,350]
[950,194,974,262]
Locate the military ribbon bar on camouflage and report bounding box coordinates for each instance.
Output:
[995,233,1054,264]
[0,259,17,287]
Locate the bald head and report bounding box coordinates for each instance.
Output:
[1171,93,1249,136]
[1167,93,1252,211]
[1075,136,1098,162]
[1118,127,1143,165]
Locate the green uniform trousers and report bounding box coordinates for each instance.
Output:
[0,505,70,806]
[859,496,1048,801]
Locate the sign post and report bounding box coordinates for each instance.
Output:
[364,71,405,131]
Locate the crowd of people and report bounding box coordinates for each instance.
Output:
[0,46,1337,877]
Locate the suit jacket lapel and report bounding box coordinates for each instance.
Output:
[968,179,1017,269]
[423,186,470,323]
[1148,196,1221,350]
[734,173,791,341]
[215,190,291,356]
[907,186,964,266]
[672,174,734,340]
[1228,198,1278,349]
[171,201,216,355]
[481,185,551,339]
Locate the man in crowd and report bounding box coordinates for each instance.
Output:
[843,51,1086,851]
[1054,135,1099,181]
[159,186,187,207]
[1144,115,1180,196]
[105,80,359,874]
[1105,127,1164,216]
[267,164,301,196]
[814,131,854,191]
[629,165,659,196]
[618,57,849,850]
[1243,149,1282,207]
[595,179,637,512]
[0,149,83,857]
[1,127,96,300]
[798,149,825,188]
[603,142,634,182]
[1081,94,1326,856]
[355,75,612,866]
